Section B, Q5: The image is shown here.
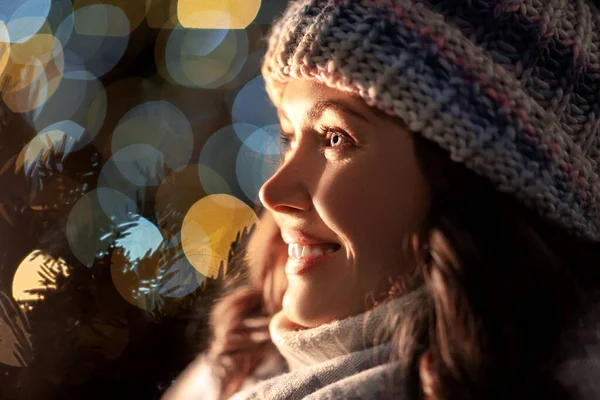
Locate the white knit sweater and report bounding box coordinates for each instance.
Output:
[162,288,425,400]
[229,288,426,400]
[163,288,600,400]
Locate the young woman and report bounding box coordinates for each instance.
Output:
[164,0,600,399]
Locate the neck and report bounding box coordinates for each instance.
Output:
[269,287,427,371]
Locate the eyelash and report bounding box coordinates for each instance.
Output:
[278,124,352,151]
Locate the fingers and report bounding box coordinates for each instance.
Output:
[419,351,435,399]
[213,329,271,355]
[241,316,272,328]
[226,331,271,344]
[211,317,273,356]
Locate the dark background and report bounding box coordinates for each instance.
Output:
[0,1,288,398]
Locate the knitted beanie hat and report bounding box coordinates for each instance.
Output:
[260,0,600,241]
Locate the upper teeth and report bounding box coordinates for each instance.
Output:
[288,243,336,259]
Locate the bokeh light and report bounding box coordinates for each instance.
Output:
[108,215,172,309]
[1,0,51,43]
[12,250,70,302]
[110,245,159,312]
[159,229,181,250]
[98,78,163,159]
[114,216,163,262]
[181,194,258,279]
[155,164,207,235]
[15,121,85,176]
[0,22,10,75]
[55,4,129,78]
[156,255,204,298]
[8,31,55,66]
[158,25,248,89]
[220,48,267,92]
[198,124,248,199]
[110,245,204,311]
[32,74,107,151]
[72,5,129,37]
[73,0,151,34]
[236,124,281,155]
[2,31,64,113]
[2,62,56,114]
[177,0,261,30]
[111,101,194,172]
[66,188,138,267]
[111,144,166,187]
[196,72,282,205]
[236,126,281,205]
[231,75,278,127]
[97,155,147,214]
[47,0,73,39]
[0,0,295,391]
[198,165,232,196]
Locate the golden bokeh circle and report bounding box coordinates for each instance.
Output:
[12,250,70,302]
[177,0,261,29]
[181,194,258,279]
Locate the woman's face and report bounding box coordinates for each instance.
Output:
[259,80,431,328]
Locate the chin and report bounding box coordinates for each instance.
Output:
[282,290,339,329]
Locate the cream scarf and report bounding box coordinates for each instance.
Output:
[231,287,427,400]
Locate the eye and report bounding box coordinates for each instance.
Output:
[279,132,291,147]
[319,125,352,149]
[330,132,343,147]
[277,128,293,153]
[276,124,354,155]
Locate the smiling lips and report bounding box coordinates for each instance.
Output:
[287,243,340,259]
[284,242,341,275]
[280,230,342,273]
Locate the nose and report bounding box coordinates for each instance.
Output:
[259,148,313,214]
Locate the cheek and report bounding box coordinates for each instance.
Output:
[317,155,429,244]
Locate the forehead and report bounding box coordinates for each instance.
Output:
[277,79,392,123]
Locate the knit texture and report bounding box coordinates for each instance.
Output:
[159,287,600,400]
[261,0,600,241]
[230,287,427,400]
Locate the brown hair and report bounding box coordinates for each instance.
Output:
[204,123,600,399]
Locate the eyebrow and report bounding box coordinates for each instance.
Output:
[277,99,369,125]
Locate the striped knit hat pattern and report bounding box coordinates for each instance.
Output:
[260,0,600,241]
